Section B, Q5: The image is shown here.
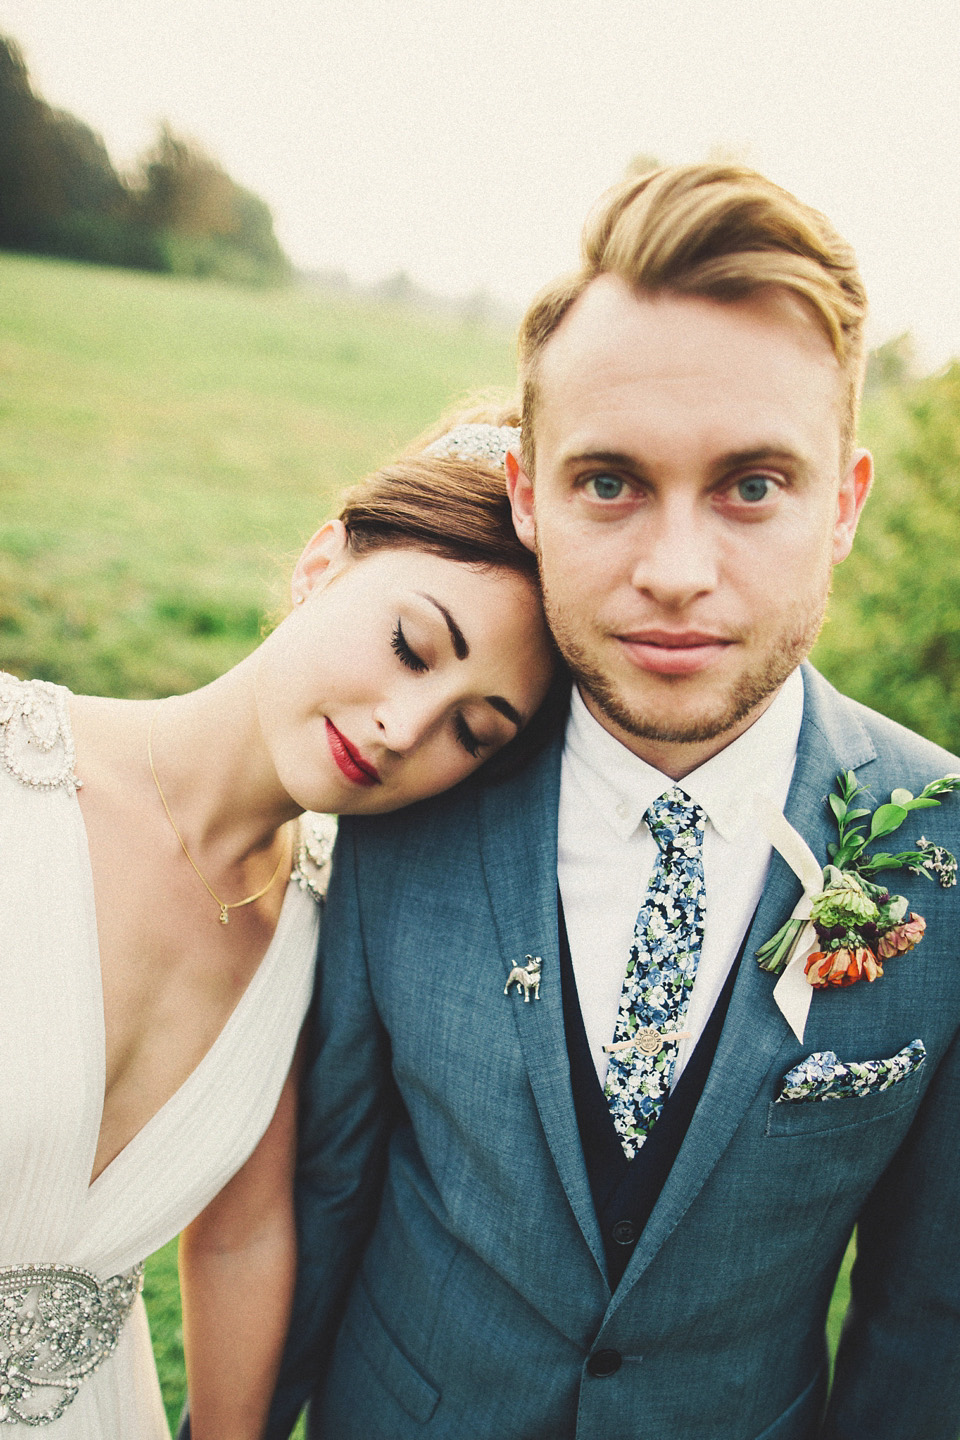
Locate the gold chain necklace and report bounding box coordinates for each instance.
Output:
[147,708,288,925]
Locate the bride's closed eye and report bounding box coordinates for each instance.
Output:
[392,619,484,758]
[453,712,483,759]
[391,620,428,673]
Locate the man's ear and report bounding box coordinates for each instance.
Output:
[833,449,873,564]
[505,449,537,554]
[290,520,350,604]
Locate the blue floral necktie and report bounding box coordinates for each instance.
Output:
[603,787,707,1161]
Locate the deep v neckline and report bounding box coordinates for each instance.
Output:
[71,785,298,1198]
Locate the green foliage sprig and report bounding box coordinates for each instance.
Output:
[827,770,960,878]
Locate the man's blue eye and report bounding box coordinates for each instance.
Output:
[588,474,624,500]
[736,475,772,503]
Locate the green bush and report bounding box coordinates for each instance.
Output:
[814,363,960,753]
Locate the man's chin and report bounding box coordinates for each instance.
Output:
[579,662,794,751]
[591,692,757,748]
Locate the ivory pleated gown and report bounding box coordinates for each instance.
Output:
[0,673,326,1436]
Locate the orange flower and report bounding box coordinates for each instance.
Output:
[877,913,926,959]
[805,946,883,988]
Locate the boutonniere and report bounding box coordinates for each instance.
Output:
[752,772,960,1041]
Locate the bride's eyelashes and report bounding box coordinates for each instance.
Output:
[391,619,428,673]
[453,712,482,759]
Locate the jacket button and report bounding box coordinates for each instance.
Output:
[611,1219,638,1246]
[586,1348,622,1378]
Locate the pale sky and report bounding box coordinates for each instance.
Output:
[4,0,960,366]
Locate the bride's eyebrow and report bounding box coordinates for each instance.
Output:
[487,695,521,729]
[416,593,468,660]
[415,592,521,728]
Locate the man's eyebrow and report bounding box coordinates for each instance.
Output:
[717,446,809,472]
[562,449,649,475]
[418,593,469,659]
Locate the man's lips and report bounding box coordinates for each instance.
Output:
[616,630,736,677]
[325,719,380,786]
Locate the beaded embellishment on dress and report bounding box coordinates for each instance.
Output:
[0,674,79,795]
[291,812,338,904]
[0,1262,144,1424]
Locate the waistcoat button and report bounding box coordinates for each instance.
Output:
[611,1219,638,1246]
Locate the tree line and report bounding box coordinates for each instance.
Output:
[0,35,288,283]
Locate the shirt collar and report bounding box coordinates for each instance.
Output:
[563,668,804,843]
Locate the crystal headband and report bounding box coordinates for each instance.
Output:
[0,1261,144,1424]
[424,423,520,470]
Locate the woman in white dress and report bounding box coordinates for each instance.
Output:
[0,415,559,1438]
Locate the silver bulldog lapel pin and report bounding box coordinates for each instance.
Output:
[504,955,542,1002]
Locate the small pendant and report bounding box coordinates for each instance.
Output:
[219,906,229,925]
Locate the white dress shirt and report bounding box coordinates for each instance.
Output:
[558,668,804,1086]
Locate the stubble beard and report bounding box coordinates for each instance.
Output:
[542,584,829,750]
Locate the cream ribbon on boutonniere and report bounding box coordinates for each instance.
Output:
[753,793,826,1043]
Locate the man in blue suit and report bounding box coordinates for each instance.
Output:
[269,166,960,1439]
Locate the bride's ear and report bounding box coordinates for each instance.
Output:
[291,520,350,605]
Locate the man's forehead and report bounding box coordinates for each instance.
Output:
[532,276,844,456]
[541,275,838,380]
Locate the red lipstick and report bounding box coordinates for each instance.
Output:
[325,719,380,786]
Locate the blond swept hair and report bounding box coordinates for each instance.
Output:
[518,164,868,465]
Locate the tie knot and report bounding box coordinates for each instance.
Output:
[645,787,705,855]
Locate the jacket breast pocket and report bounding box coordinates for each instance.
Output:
[765,1058,925,1138]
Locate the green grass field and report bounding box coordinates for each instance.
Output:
[0,251,516,700]
[2,251,864,1435]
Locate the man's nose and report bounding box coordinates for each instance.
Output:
[629,498,718,607]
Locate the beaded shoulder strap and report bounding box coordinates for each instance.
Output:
[291,811,338,904]
[0,672,80,795]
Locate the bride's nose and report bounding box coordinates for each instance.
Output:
[373,692,442,755]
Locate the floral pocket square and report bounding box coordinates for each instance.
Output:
[775,1038,926,1104]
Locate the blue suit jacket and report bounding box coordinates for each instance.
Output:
[268,667,960,1440]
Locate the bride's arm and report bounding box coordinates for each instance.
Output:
[179,1041,302,1440]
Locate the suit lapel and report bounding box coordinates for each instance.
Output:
[476,740,608,1280]
[607,666,879,1311]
